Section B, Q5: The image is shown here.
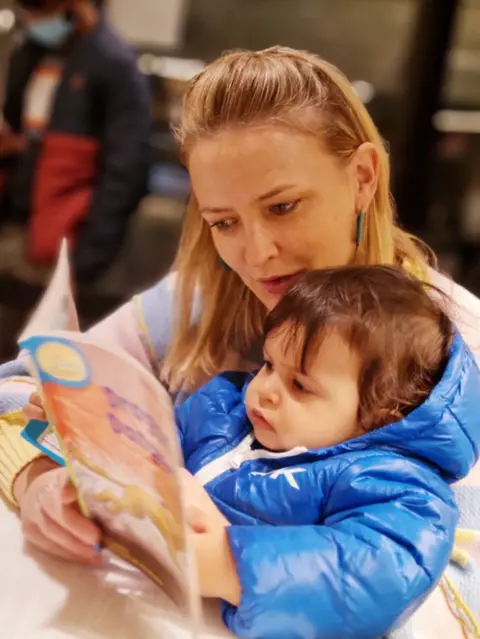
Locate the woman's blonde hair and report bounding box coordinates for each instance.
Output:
[163,46,433,390]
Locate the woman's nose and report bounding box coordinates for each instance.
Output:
[243,223,278,269]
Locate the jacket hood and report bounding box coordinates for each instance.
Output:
[330,332,480,482]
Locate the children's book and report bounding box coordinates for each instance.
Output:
[20,241,200,631]
[20,239,79,466]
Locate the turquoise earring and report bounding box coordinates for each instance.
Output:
[354,209,365,262]
[355,209,365,247]
[218,256,231,271]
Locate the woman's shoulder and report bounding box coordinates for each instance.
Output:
[133,272,201,364]
[131,273,178,367]
[83,273,181,374]
[430,268,480,310]
[429,268,480,361]
[135,272,178,317]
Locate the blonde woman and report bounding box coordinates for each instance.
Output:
[1,47,479,638]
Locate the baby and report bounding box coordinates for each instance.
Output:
[176,265,480,639]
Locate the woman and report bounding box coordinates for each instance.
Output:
[1,47,479,637]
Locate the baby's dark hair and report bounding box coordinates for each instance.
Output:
[264,266,454,431]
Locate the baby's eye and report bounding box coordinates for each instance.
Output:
[269,200,300,215]
[263,359,273,373]
[293,378,308,393]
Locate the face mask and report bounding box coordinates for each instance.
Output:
[27,15,74,48]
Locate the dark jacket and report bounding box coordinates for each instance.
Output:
[0,19,151,282]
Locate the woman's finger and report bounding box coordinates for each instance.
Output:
[62,482,78,504]
[60,482,102,546]
[39,490,101,548]
[23,404,47,422]
[25,522,102,565]
[24,392,47,421]
[60,504,102,547]
[37,473,101,547]
[34,508,101,561]
[29,392,43,407]
[20,467,101,565]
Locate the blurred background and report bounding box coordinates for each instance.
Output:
[0,0,479,357]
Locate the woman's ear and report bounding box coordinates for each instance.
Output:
[352,142,380,211]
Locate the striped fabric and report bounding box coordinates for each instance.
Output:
[0,361,40,506]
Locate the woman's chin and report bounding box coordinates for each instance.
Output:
[248,282,281,311]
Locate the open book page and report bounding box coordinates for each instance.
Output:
[19,238,79,341]
[19,238,80,461]
[19,330,200,632]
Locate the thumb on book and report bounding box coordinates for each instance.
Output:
[62,481,78,505]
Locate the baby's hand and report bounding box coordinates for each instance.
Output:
[178,468,230,531]
[24,391,47,423]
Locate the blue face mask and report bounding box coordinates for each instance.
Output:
[27,15,74,48]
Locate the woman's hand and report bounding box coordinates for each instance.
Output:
[15,462,102,565]
[23,391,47,423]
[19,391,100,563]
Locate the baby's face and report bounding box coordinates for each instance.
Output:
[245,326,362,451]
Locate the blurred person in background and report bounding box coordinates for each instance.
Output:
[0,0,151,283]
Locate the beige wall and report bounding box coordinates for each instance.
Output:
[106,0,188,50]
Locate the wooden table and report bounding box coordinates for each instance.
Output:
[0,500,233,639]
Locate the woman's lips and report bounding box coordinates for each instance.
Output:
[259,272,304,296]
[250,408,274,431]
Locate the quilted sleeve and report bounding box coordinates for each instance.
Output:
[222,457,458,639]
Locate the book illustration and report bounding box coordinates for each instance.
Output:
[21,333,193,613]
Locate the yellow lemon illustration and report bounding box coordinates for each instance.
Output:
[36,342,87,383]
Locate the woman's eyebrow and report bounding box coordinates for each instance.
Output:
[199,206,233,215]
[256,184,296,202]
[199,184,297,214]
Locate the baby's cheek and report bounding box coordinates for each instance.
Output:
[291,406,327,449]
[244,381,257,417]
[278,405,305,447]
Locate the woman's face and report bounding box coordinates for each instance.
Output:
[189,125,379,309]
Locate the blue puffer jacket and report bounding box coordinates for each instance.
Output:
[176,332,480,639]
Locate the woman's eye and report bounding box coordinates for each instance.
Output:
[270,200,300,215]
[209,219,236,232]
